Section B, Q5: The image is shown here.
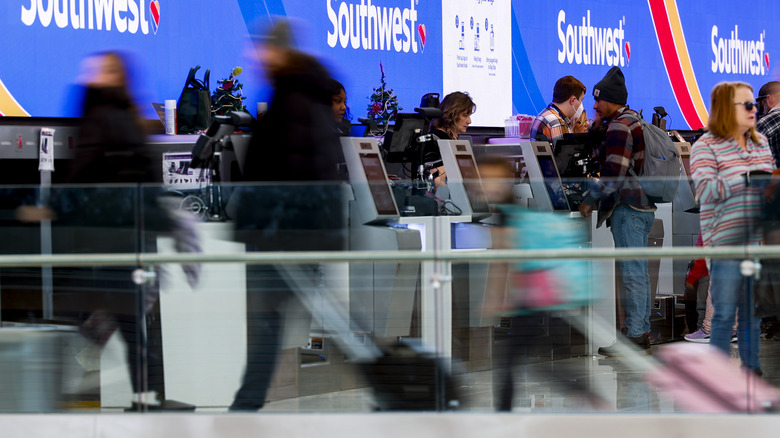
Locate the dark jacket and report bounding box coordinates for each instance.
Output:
[234,53,346,251]
[241,54,342,183]
[52,86,166,250]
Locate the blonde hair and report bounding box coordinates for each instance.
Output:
[708,81,760,143]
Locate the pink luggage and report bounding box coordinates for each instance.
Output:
[645,343,780,413]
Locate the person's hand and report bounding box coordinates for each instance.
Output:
[579,202,593,218]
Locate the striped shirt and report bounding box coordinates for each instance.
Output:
[530,104,571,142]
[690,132,775,248]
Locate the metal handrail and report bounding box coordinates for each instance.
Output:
[1,244,780,267]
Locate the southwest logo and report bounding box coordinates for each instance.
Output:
[326,0,423,54]
[150,1,160,34]
[711,26,767,76]
[558,10,628,67]
[21,0,157,35]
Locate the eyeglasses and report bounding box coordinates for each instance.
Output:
[734,101,758,111]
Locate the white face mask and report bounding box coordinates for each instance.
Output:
[572,100,584,121]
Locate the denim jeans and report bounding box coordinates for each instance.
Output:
[709,259,761,371]
[609,205,655,338]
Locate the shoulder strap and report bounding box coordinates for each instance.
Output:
[620,112,644,179]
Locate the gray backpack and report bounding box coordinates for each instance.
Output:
[623,114,681,203]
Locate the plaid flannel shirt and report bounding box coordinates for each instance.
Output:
[757,106,780,167]
[529,104,572,142]
[584,106,656,227]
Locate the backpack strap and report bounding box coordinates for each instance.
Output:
[614,110,644,179]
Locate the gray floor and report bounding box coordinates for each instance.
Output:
[251,338,780,414]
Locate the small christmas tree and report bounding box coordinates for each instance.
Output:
[366,62,402,134]
[211,66,247,116]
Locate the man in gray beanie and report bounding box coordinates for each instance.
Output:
[579,66,656,356]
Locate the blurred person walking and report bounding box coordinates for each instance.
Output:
[51,51,199,410]
[229,19,345,411]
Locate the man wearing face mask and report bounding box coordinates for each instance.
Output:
[529,75,586,142]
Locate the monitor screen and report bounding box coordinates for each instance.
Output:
[350,123,368,137]
[537,155,570,211]
[383,113,427,163]
[359,152,398,216]
[455,155,490,214]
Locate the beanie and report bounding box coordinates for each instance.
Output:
[593,66,627,105]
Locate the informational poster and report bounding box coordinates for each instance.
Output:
[442,1,512,127]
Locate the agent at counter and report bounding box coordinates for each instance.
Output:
[529,75,586,143]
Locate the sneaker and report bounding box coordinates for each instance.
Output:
[731,330,738,343]
[684,328,710,343]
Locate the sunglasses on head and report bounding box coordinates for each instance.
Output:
[734,101,758,111]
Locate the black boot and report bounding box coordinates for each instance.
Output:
[597,334,651,357]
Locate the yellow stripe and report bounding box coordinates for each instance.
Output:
[665,0,709,125]
[0,78,30,117]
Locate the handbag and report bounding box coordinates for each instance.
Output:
[177,66,212,134]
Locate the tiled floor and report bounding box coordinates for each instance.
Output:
[251,338,780,414]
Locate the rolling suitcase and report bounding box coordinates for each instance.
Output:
[275,264,461,411]
[645,342,780,413]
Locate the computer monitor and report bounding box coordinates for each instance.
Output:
[536,154,571,211]
[437,139,491,221]
[349,122,368,137]
[553,136,593,179]
[341,137,400,223]
[382,113,428,164]
[519,141,571,212]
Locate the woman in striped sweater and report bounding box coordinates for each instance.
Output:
[691,81,775,374]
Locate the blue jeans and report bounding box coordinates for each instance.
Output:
[610,205,655,337]
[709,259,761,371]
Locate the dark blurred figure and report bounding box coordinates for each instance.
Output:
[67,52,152,183]
[50,51,199,410]
[329,79,351,136]
[757,81,780,167]
[230,19,345,411]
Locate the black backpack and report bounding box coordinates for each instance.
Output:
[177,66,211,134]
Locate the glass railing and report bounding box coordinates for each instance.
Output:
[0,178,778,415]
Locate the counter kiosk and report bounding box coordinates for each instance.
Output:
[342,137,421,340]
